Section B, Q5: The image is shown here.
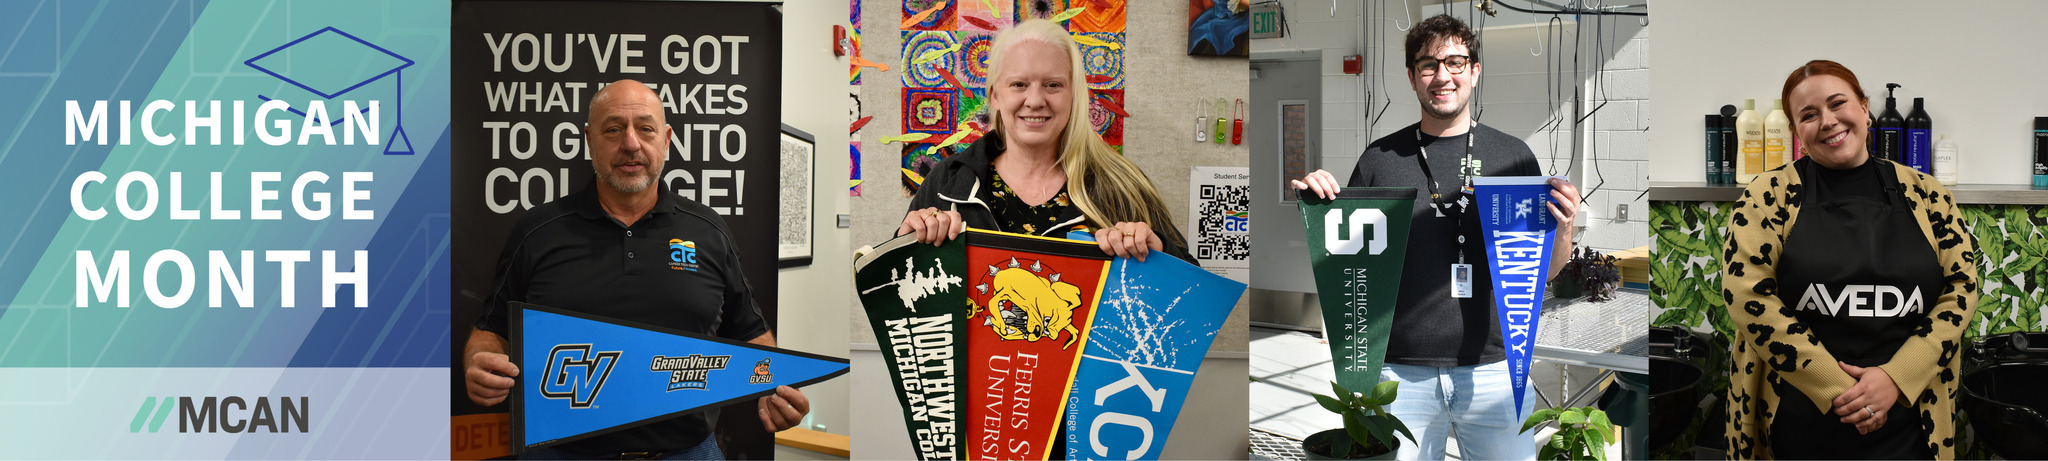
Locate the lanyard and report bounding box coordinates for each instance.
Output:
[1415,121,1475,263]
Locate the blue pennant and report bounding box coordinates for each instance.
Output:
[510,302,849,452]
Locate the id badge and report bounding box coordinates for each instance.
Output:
[1450,263,1474,298]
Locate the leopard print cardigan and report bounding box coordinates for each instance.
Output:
[1719,160,1980,460]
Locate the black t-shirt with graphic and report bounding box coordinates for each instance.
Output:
[1348,123,1543,367]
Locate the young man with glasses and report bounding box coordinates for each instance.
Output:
[1293,14,1580,461]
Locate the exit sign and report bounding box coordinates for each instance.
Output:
[1251,3,1283,39]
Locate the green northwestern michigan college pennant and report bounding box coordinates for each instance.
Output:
[1298,188,1416,391]
[853,233,970,460]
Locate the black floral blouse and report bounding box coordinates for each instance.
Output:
[985,170,1095,237]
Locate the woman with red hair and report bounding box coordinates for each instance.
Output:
[1720,60,1980,459]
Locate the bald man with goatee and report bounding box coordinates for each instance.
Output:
[463,80,805,460]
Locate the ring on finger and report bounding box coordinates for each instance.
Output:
[1864,406,1875,417]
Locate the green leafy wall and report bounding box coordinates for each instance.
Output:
[1649,200,2048,457]
[1650,201,2048,339]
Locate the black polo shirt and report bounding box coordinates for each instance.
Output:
[474,183,770,454]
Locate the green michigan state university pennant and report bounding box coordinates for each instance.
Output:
[853,233,970,460]
[1298,188,1416,391]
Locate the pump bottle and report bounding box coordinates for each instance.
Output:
[1736,100,1764,184]
[1907,97,1932,174]
[1765,100,1790,172]
[1877,84,1906,162]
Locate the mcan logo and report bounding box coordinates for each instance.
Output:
[540,344,621,409]
[650,354,731,391]
[668,239,700,272]
[129,396,310,433]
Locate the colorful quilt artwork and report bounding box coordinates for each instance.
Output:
[904,87,957,135]
[903,0,956,31]
[1078,32,1123,90]
[956,88,989,138]
[901,142,948,196]
[851,0,862,84]
[901,31,959,88]
[957,32,995,87]
[1089,89,1123,146]
[1015,0,1070,24]
[1068,0,1125,32]
[849,28,864,85]
[854,229,1246,461]
[851,141,863,196]
[884,0,1133,199]
[959,0,1006,31]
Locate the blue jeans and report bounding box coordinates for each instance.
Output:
[1379,361,1536,461]
[518,432,723,460]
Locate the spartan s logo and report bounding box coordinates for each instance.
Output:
[540,344,621,409]
[1324,209,1387,255]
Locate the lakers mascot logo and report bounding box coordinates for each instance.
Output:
[749,358,774,384]
[973,257,1082,349]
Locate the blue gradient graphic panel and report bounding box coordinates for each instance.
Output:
[0,0,449,458]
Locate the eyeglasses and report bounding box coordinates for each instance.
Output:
[1412,55,1473,77]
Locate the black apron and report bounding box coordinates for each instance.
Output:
[1767,159,1941,460]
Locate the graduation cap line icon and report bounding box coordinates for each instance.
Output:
[243,26,415,155]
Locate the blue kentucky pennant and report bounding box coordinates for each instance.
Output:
[1062,249,1247,460]
[1472,176,1561,418]
[510,302,849,453]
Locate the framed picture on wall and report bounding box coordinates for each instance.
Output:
[778,124,814,268]
[1278,99,1313,205]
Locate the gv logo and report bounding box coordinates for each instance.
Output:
[1324,209,1387,256]
[540,344,621,409]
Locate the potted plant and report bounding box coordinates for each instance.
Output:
[1303,380,1412,460]
[1554,246,1621,301]
[1519,406,1616,461]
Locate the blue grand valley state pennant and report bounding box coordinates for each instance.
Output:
[1472,176,1561,417]
[509,302,850,453]
[1064,247,1246,460]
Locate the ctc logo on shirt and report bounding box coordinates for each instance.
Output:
[668,239,701,272]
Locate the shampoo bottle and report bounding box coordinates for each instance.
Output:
[1721,105,1739,184]
[1877,84,1905,162]
[1765,99,1791,172]
[1907,97,1932,174]
[2035,117,2048,188]
[1737,100,1763,184]
[1706,114,1724,184]
[1933,134,1958,186]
